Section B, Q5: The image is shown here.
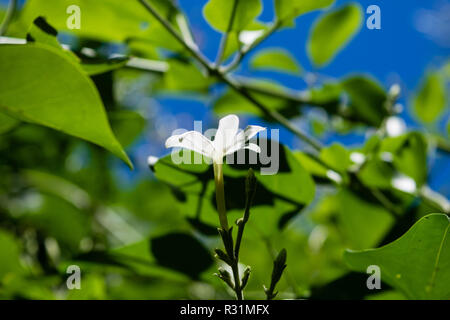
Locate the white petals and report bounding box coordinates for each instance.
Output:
[165,131,215,158]
[235,125,266,144]
[244,143,261,154]
[164,115,265,164]
[213,114,240,153]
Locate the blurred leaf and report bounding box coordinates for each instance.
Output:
[23,169,91,210]
[345,214,450,299]
[0,112,19,134]
[342,76,388,127]
[251,48,301,74]
[275,0,335,27]
[358,159,395,189]
[203,0,262,32]
[214,82,291,116]
[150,232,213,279]
[110,110,146,147]
[413,72,447,123]
[19,0,179,43]
[313,189,394,250]
[26,16,129,76]
[81,57,129,76]
[0,230,25,281]
[156,59,214,93]
[0,44,132,167]
[66,274,106,300]
[308,3,362,67]
[319,143,351,173]
[380,132,428,187]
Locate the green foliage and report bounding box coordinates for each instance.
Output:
[275,0,335,27]
[0,0,448,301]
[0,44,131,167]
[203,0,262,32]
[413,72,447,123]
[251,48,302,74]
[345,214,450,300]
[308,3,362,67]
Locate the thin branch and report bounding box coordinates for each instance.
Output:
[222,22,280,74]
[0,0,17,36]
[137,0,212,70]
[215,0,240,66]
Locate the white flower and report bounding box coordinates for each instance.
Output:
[165,114,265,164]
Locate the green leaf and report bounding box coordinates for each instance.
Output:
[413,72,447,123]
[275,0,335,27]
[345,214,450,299]
[308,3,362,67]
[156,59,213,93]
[250,48,301,74]
[110,110,146,147]
[0,112,19,134]
[151,232,213,279]
[0,230,25,281]
[319,143,351,173]
[380,132,428,187]
[19,0,179,43]
[81,57,129,76]
[213,81,291,116]
[203,0,262,32]
[0,44,132,167]
[342,76,388,127]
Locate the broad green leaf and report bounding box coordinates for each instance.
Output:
[342,76,388,127]
[18,0,179,43]
[203,0,262,32]
[413,72,447,123]
[26,16,128,76]
[345,214,450,299]
[312,189,394,250]
[0,112,19,134]
[250,48,301,74]
[275,0,334,27]
[308,3,362,67]
[0,44,132,167]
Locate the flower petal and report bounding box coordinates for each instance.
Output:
[225,142,261,156]
[244,143,261,153]
[213,114,240,154]
[165,131,215,158]
[224,125,266,156]
[236,125,266,143]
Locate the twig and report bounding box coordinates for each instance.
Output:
[222,22,280,74]
[214,0,240,66]
[0,0,18,36]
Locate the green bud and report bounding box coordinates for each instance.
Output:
[241,266,251,289]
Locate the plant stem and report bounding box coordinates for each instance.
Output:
[222,21,280,74]
[137,0,211,70]
[213,163,229,230]
[0,0,17,36]
[215,0,240,66]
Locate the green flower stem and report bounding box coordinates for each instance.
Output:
[213,162,229,230]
